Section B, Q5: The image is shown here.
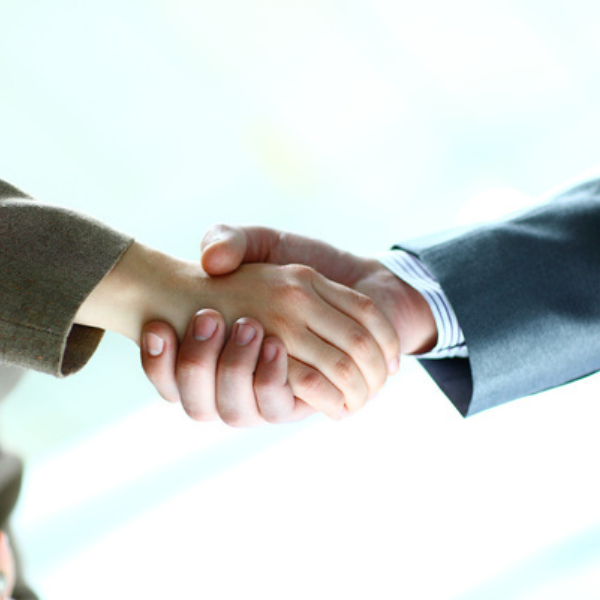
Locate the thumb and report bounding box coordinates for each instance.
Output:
[201,225,284,275]
[201,224,248,275]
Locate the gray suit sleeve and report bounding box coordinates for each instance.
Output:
[0,179,134,376]
[397,178,600,416]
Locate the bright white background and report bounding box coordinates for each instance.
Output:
[1,1,600,598]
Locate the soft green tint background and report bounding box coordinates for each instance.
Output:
[1,1,600,598]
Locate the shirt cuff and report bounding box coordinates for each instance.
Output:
[377,250,469,359]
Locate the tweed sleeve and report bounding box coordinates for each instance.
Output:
[0,179,133,376]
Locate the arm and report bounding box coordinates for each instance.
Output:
[399,178,600,415]
[1,180,398,424]
[142,178,600,419]
[141,226,436,422]
[77,240,399,421]
[0,180,133,375]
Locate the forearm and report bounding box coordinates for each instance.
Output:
[75,241,212,344]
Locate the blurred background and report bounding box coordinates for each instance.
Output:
[1,0,600,598]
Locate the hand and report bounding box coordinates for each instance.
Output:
[141,227,436,426]
[142,311,318,426]
[200,225,437,355]
[76,242,399,423]
[0,532,15,600]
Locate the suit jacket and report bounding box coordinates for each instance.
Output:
[0,178,133,376]
[398,178,600,417]
[0,179,132,599]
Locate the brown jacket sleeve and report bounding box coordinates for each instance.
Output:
[0,179,134,376]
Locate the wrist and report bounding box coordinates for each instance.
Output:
[356,260,437,355]
[74,242,210,344]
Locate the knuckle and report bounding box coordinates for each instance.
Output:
[268,313,294,337]
[348,327,374,356]
[279,265,315,297]
[296,368,326,395]
[281,282,310,305]
[205,222,230,241]
[333,354,359,384]
[355,292,377,315]
[283,263,313,279]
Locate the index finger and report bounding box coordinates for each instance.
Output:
[313,272,400,366]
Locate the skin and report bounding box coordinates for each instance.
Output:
[75,240,399,423]
[141,226,437,426]
[0,531,15,600]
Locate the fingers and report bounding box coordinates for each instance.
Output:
[216,322,317,425]
[251,337,294,421]
[141,322,182,403]
[285,330,370,415]
[143,312,229,421]
[214,317,266,426]
[201,224,285,275]
[176,309,227,421]
[201,224,249,275]
[313,271,400,365]
[311,271,400,396]
[286,357,346,420]
[255,340,319,422]
[269,268,387,412]
[200,226,400,417]
[142,311,319,426]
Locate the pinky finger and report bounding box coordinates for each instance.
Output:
[254,337,295,422]
[255,338,316,423]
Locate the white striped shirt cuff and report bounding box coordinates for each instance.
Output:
[377,250,469,359]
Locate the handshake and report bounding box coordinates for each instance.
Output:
[77,225,437,427]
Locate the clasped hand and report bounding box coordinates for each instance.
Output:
[141,226,434,426]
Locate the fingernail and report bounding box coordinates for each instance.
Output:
[261,342,278,363]
[388,356,400,375]
[194,314,218,341]
[234,322,256,346]
[143,332,165,357]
